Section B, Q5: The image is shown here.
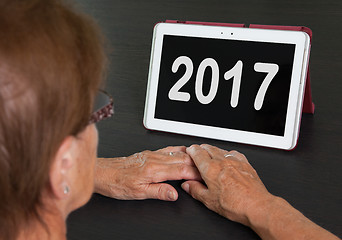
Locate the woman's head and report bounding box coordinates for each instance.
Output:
[0,0,107,238]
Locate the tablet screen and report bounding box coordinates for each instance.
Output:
[154,35,295,136]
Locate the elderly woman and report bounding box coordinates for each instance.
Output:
[0,0,339,240]
[0,1,200,239]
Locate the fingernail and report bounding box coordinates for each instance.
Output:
[181,183,189,193]
[168,190,176,201]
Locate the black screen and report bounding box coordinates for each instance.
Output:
[154,35,295,136]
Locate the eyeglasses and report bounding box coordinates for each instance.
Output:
[89,90,114,124]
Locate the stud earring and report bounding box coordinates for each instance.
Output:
[64,185,70,194]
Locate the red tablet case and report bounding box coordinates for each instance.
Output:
[164,20,315,114]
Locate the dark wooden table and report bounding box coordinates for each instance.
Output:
[67,0,342,239]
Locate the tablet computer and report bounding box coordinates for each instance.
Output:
[144,22,311,150]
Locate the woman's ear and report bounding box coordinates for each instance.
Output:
[49,136,77,200]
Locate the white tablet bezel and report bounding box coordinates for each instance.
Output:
[144,23,310,150]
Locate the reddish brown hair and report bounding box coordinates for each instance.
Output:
[0,0,107,239]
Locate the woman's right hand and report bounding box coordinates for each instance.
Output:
[181,144,274,226]
[182,144,341,240]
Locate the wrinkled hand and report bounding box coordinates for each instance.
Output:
[182,144,274,226]
[94,146,201,201]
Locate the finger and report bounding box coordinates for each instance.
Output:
[226,150,249,163]
[200,144,231,159]
[147,150,195,166]
[181,180,208,203]
[145,183,178,201]
[150,164,202,182]
[186,145,212,172]
[164,151,195,166]
[156,146,186,154]
[201,144,248,163]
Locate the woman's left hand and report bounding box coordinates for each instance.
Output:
[94,146,201,201]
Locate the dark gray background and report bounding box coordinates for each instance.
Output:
[67,0,342,239]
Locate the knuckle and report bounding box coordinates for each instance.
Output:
[189,144,200,150]
[141,150,152,157]
[229,150,240,155]
[200,143,209,148]
[239,153,248,161]
[231,150,247,160]
[226,150,248,163]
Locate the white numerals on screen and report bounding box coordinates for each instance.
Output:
[224,60,243,108]
[254,63,279,110]
[168,57,279,110]
[195,58,219,104]
[168,56,193,102]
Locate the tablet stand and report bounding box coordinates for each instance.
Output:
[165,20,315,114]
